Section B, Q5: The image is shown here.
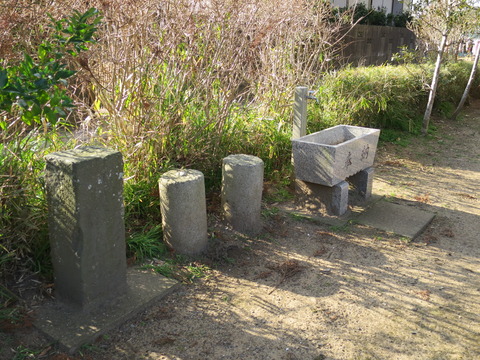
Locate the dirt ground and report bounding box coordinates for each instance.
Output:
[1,101,479,360]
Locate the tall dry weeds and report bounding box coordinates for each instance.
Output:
[2,0,347,176]
[1,0,348,277]
[83,0,346,178]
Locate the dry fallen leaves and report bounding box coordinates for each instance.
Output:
[416,290,431,301]
[266,260,304,294]
[254,270,273,280]
[380,159,405,167]
[440,228,455,238]
[414,193,430,203]
[313,246,328,257]
[455,192,477,200]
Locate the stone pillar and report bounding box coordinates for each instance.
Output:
[45,146,127,310]
[295,179,349,216]
[159,169,208,256]
[348,167,374,199]
[292,86,308,140]
[221,154,264,236]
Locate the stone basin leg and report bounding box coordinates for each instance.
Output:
[295,179,349,216]
[348,167,374,199]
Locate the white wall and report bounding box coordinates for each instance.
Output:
[372,0,393,13]
[331,0,410,14]
[331,0,348,8]
[331,0,367,8]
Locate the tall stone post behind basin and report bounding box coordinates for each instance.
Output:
[222,154,264,236]
[159,169,208,256]
[292,86,308,140]
[45,146,127,310]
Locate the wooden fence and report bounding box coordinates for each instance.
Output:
[339,24,416,66]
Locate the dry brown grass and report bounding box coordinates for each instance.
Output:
[2,0,348,179]
[1,0,350,278]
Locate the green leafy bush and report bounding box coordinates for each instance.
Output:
[333,4,411,27]
[0,8,101,278]
[436,61,480,111]
[0,8,101,129]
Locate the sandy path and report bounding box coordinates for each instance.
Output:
[89,103,479,360]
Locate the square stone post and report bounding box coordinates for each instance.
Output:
[37,147,178,353]
[45,146,127,310]
[292,86,308,140]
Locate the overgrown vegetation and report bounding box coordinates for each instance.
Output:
[1,0,479,287]
[1,0,345,280]
[126,225,168,263]
[310,60,480,135]
[1,6,102,279]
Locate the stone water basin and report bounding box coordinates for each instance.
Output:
[292,125,380,186]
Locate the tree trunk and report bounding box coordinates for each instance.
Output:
[422,32,448,136]
[451,42,480,121]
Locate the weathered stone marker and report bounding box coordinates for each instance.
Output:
[37,146,178,353]
[45,146,127,310]
[159,169,208,255]
[222,154,264,236]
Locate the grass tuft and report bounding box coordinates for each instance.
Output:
[127,225,168,263]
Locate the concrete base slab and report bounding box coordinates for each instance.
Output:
[34,268,179,354]
[278,194,384,227]
[356,199,435,239]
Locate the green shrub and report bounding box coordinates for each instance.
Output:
[311,64,427,132]
[392,12,413,27]
[309,61,479,133]
[0,8,101,279]
[333,4,411,27]
[436,61,480,111]
[0,8,101,130]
